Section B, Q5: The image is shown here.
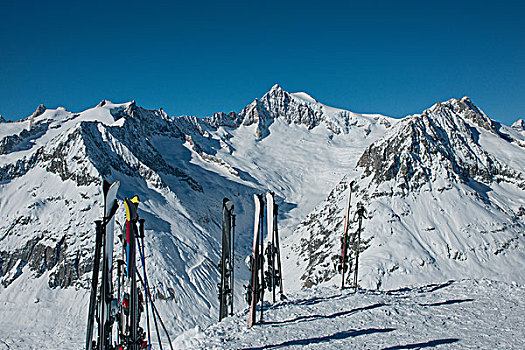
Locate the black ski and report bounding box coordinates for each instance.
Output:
[218,198,235,321]
[353,202,367,293]
[264,192,284,302]
[340,181,354,289]
[85,220,104,350]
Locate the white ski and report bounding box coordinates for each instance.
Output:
[248,194,263,328]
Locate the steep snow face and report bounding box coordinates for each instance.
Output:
[287,96,525,291]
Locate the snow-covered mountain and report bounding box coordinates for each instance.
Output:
[286,97,525,291]
[0,85,524,347]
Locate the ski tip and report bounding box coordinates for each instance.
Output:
[223,198,234,211]
[102,179,111,195]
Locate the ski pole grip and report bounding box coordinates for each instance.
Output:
[95,220,103,232]
[139,219,145,238]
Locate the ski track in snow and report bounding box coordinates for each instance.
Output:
[175,279,525,350]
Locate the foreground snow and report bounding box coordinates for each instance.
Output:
[176,279,524,349]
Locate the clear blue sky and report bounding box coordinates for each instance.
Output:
[1,0,523,125]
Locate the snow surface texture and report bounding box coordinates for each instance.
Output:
[0,85,524,347]
[176,279,525,349]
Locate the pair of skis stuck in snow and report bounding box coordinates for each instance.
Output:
[86,180,119,350]
[338,181,368,292]
[245,192,284,328]
[85,179,173,350]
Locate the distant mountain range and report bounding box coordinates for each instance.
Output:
[0,85,524,347]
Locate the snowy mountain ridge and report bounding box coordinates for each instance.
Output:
[0,85,524,347]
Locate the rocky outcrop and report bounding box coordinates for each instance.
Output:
[31,104,47,119]
[357,98,524,192]
[0,233,89,288]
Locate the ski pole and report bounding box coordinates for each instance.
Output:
[85,220,103,350]
[231,214,236,317]
[138,219,152,349]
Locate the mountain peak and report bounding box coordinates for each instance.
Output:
[426,96,494,132]
[512,119,524,130]
[270,83,283,92]
[31,104,47,118]
[261,84,287,100]
[460,95,472,103]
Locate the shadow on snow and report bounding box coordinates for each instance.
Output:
[419,298,474,307]
[264,303,387,326]
[242,328,396,350]
[382,338,460,350]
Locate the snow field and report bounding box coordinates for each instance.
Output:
[177,279,525,349]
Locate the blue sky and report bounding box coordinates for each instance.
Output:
[1,0,523,124]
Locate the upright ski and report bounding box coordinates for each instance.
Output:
[340,181,354,289]
[264,192,283,302]
[99,180,120,348]
[85,179,119,350]
[218,198,235,322]
[121,196,144,350]
[86,220,104,350]
[274,211,284,300]
[265,192,275,302]
[248,194,264,328]
[353,202,367,293]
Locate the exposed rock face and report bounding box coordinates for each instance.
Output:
[31,104,47,119]
[234,84,390,138]
[357,98,524,192]
[0,122,49,155]
[0,147,44,182]
[0,234,88,288]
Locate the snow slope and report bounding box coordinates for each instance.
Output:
[177,279,525,349]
